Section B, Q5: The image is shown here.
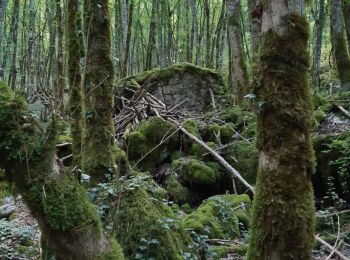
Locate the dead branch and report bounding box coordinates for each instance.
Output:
[335,105,350,119]
[316,235,350,260]
[167,118,255,193]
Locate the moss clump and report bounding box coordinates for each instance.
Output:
[163,175,190,205]
[183,194,251,239]
[312,93,330,125]
[172,157,219,186]
[127,117,178,171]
[119,62,224,87]
[208,245,247,259]
[228,141,258,188]
[219,107,243,124]
[189,142,215,159]
[113,176,197,259]
[220,123,235,143]
[183,119,200,137]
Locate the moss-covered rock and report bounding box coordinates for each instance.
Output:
[115,62,225,113]
[127,117,178,171]
[113,175,197,259]
[208,244,247,259]
[183,194,251,239]
[172,157,220,187]
[163,175,190,205]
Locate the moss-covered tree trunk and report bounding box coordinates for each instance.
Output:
[67,0,83,165]
[226,0,248,106]
[247,1,316,259]
[248,0,261,57]
[0,83,124,260]
[331,0,350,91]
[82,0,116,182]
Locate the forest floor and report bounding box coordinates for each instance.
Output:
[1,196,349,259]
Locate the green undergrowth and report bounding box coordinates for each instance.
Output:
[91,172,198,259]
[313,132,350,204]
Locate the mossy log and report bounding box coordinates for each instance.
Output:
[0,83,124,259]
[247,11,316,259]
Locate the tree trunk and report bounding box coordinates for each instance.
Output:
[0,83,125,260]
[66,0,83,165]
[54,0,65,111]
[82,0,116,183]
[226,0,248,106]
[8,0,20,90]
[311,0,326,90]
[331,0,350,91]
[343,1,350,53]
[2,0,19,82]
[191,0,200,65]
[121,0,134,77]
[248,0,261,57]
[145,0,157,71]
[247,1,316,259]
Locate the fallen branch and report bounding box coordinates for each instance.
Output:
[167,118,255,193]
[205,239,247,247]
[335,105,350,119]
[316,235,350,260]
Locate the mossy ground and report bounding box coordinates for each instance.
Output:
[183,194,251,239]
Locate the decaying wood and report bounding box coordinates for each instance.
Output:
[316,235,350,260]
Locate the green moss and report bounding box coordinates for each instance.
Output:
[98,238,125,260]
[219,107,243,124]
[220,123,235,143]
[208,245,247,259]
[247,13,316,259]
[119,62,224,87]
[163,175,190,204]
[113,177,197,259]
[189,142,216,159]
[127,117,178,171]
[183,194,251,239]
[172,157,219,186]
[229,141,258,187]
[183,119,200,137]
[113,146,130,174]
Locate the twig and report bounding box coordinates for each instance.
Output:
[326,213,340,260]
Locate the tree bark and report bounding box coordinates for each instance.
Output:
[343,0,350,53]
[226,0,248,106]
[66,0,83,165]
[145,0,157,71]
[8,0,20,90]
[0,83,124,260]
[121,0,134,77]
[82,0,116,183]
[54,0,65,111]
[311,0,326,90]
[248,0,261,57]
[331,0,350,91]
[247,1,316,259]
